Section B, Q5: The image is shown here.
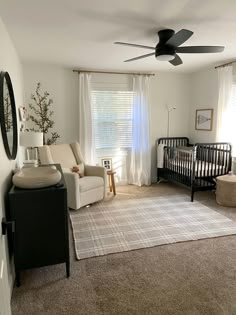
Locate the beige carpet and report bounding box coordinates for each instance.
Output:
[11,184,236,315]
[70,195,236,260]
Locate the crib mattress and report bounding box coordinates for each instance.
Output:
[168,159,224,177]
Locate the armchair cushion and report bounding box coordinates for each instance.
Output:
[49,144,77,168]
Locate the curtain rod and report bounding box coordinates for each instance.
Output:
[215,60,236,69]
[73,69,155,76]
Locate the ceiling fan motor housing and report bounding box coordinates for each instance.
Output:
[157,29,175,43]
[155,44,176,58]
[156,29,176,58]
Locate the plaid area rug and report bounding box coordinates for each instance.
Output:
[70,196,236,260]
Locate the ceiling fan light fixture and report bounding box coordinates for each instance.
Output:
[115,28,224,66]
[155,54,175,61]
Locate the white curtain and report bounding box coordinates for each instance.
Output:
[129,75,151,186]
[78,72,95,164]
[216,66,233,142]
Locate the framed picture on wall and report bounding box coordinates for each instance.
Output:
[195,109,213,131]
[101,158,112,171]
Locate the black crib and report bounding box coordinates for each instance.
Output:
[157,137,232,201]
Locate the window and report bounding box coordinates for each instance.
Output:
[91,90,133,149]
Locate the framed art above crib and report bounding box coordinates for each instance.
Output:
[195,109,213,131]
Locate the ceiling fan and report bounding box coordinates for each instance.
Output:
[114,29,224,66]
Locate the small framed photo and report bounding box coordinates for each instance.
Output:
[195,109,213,131]
[18,106,28,121]
[101,158,112,170]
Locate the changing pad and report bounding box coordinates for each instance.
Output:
[13,166,61,189]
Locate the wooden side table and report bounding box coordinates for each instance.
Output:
[216,174,236,207]
[107,170,116,195]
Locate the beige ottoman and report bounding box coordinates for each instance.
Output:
[216,174,236,207]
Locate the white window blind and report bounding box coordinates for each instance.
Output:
[91,90,133,149]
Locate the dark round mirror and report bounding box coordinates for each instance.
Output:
[0,72,18,159]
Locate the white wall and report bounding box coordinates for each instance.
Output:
[0,17,23,313]
[189,68,219,143]
[149,73,190,181]
[23,67,191,182]
[23,64,78,144]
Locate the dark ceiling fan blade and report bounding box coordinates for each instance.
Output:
[166,29,193,47]
[124,52,155,62]
[176,46,224,53]
[114,42,155,50]
[169,54,183,66]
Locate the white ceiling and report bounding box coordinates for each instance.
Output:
[1,0,236,73]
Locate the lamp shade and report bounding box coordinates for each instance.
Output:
[20,132,44,147]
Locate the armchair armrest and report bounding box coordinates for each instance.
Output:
[84,165,107,191]
[62,168,80,210]
[84,165,106,178]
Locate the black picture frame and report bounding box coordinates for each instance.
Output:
[101,158,112,170]
[0,71,18,159]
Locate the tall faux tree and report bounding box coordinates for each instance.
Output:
[28,82,60,145]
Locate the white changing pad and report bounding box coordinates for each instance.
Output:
[13,166,61,189]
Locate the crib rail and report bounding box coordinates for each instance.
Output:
[192,142,232,180]
[158,137,189,147]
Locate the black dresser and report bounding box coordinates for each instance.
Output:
[8,164,70,286]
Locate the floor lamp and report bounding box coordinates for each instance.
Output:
[167,106,176,137]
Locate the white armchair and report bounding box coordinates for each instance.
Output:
[38,142,107,210]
